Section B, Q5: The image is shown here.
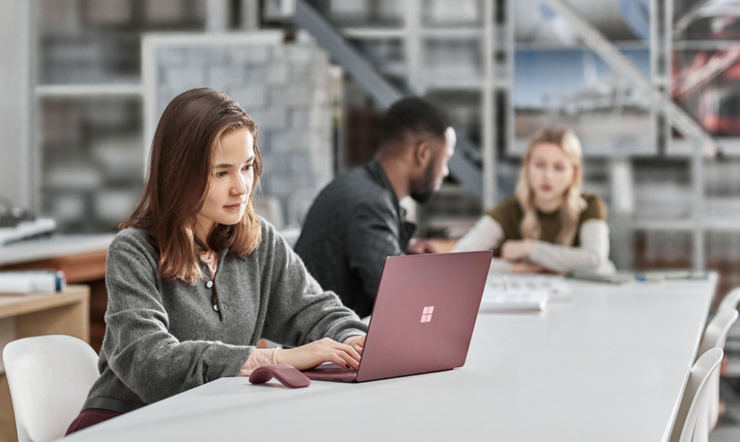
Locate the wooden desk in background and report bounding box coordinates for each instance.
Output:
[0,286,90,442]
[0,235,113,352]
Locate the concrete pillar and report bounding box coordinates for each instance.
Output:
[0,0,34,211]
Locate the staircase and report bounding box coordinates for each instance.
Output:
[284,0,514,205]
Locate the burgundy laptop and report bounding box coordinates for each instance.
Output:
[303,251,492,383]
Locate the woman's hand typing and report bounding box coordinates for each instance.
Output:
[276,337,363,370]
[346,335,365,355]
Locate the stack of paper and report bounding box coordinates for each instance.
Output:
[572,267,635,284]
[0,270,65,294]
[479,274,574,312]
[480,287,549,312]
[491,275,572,299]
[0,218,56,246]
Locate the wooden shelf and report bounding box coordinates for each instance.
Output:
[0,236,111,354]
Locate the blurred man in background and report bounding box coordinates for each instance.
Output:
[294,96,456,318]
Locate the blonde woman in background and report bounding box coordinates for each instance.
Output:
[453,126,612,274]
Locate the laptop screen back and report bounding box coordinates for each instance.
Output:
[356,251,492,382]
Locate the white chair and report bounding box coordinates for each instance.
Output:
[670,347,723,442]
[718,287,740,312]
[696,309,739,432]
[698,309,739,358]
[2,335,99,442]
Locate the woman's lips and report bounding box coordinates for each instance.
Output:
[224,202,245,211]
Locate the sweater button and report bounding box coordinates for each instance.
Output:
[206,281,213,288]
[213,304,219,312]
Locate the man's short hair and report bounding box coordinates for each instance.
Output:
[380,96,450,147]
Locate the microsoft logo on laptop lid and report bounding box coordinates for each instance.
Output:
[420,306,434,323]
[304,251,492,383]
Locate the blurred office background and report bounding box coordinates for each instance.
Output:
[2,0,740,437]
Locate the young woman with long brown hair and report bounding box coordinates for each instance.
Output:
[453,126,612,274]
[66,88,367,433]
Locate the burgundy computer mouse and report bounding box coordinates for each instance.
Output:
[249,364,311,388]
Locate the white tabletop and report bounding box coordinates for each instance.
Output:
[64,274,716,442]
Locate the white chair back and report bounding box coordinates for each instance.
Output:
[697,310,738,432]
[2,335,99,442]
[718,287,740,312]
[670,348,723,442]
[699,310,739,357]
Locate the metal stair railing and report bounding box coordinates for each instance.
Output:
[290,0,484,200]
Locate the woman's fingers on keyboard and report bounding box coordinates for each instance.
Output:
[276,338,361,370]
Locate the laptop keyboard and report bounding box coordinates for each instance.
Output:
[315,367,355,373]
[304,364,358,378]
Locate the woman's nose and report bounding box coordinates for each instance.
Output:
[231,175,248,195]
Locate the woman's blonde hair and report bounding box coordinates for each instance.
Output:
[514,126,586,246]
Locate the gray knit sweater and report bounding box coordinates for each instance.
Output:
[87,220,367,405]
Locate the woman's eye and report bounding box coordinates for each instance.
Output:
[215,171,226,177]
[243,164,253,171]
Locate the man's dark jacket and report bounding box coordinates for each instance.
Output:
[294,159,416,318]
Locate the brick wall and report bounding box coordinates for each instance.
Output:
[144,32,334,228]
